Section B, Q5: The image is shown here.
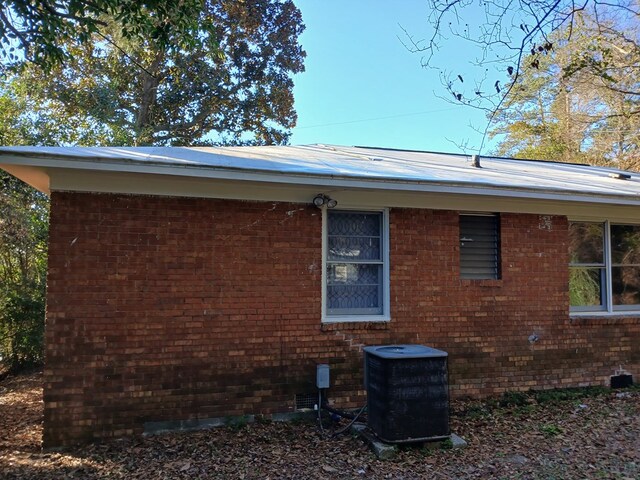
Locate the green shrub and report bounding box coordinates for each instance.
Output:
[0,281,45,372]
[499,391,529,407]
[534,386,608,404]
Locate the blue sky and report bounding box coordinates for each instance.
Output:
[290,0,494,153]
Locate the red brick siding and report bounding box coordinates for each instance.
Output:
[44,193,640,446]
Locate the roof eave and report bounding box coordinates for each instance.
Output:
[2,152,640,207]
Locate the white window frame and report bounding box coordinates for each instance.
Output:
[321,207,390,323]
[570,219,640,316]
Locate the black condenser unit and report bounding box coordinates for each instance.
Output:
[364,344,449,443]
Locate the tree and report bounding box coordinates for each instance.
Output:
[0,91,49,372]
[0,1,305,370]
[0,170,48,372]
[405,0,640,155]
[4,0,305,146]
[1,0,206,72]
[489,13,640,170]
[488,18,597,163]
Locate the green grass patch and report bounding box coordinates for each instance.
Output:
[225,415,250,431]
[533,386,609,404]
[499,391,529,407]
[539,424,563,437]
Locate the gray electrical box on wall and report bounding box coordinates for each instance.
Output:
[316,364,330,388]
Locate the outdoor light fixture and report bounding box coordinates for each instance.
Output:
[313,194,325,207]
[313,194,338,209]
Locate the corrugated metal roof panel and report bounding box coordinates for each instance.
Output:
[1,144,639,201]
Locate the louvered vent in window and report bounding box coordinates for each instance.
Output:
[460,214,500,279]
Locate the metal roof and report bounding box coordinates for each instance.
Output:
[1,144,639,204]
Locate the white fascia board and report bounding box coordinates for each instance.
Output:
[3,153,640,210]
[41,168,640,222]
[45,159,640,206]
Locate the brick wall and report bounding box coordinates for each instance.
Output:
[44,193,640,446]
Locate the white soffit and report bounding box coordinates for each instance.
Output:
[1,144,640,209]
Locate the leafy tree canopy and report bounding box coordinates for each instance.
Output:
[0,90,49,371]
[489,12,640,171]
[0,1,305,371]
[1,0,206,72]
[405,0,640,155]
[0,164,48,371]
[2,0,306,146]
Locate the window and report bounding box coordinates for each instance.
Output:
[569,221,640,312]
[568,222,605,309]
[324,209,389,321]
[459,214,500,279]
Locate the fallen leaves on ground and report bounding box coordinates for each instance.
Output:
[1,372,638,479]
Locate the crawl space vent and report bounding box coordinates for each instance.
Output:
[295,393,316,411]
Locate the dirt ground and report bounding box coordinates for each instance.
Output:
[0,371,638,479]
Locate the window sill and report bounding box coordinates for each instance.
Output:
[569,311,640,325]
[570,310,640,317]
[460,279,503,287]
[322,315,390,324]
[321,320,391,331]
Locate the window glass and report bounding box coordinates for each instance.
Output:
[569,221,640,311]
[611,225,640,265]
[612,266,640,306]
[569,222,604,264]
[328,236,381,262]
[611,224,640,306]
[569,222,605,309]
[326,211,385,317]
[569,267,604,307]
[328,212,381,237]
[327,264,382,314]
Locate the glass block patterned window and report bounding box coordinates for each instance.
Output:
[569,221,640,312]
[326,210,385,316]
